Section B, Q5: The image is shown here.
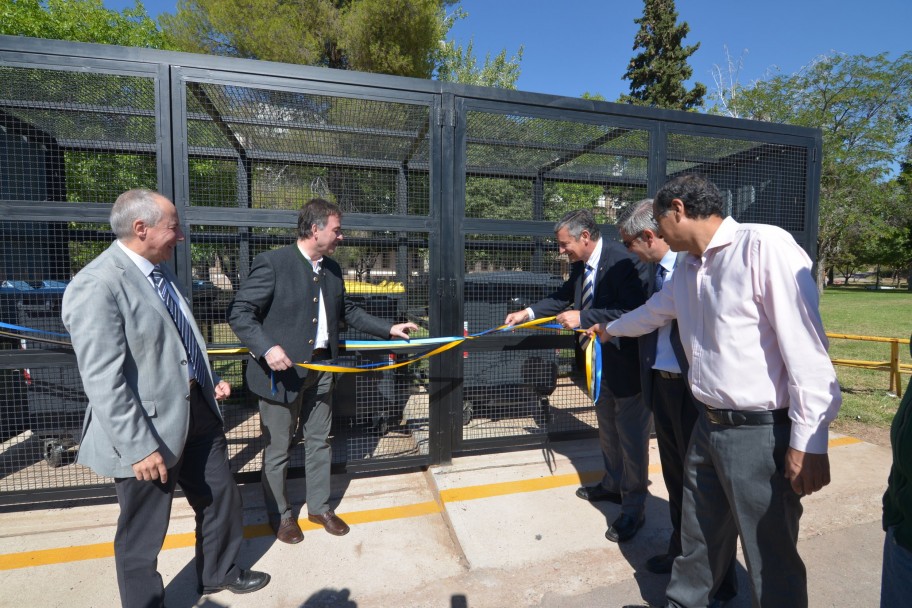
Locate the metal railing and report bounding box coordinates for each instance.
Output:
[827,333,912,394]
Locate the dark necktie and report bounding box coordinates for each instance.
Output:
[581,264,594,310]
[151,266,207,386]
[579,264,594,348]
[655,264,668,293]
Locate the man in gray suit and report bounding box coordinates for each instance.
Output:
[62,189,269,607]
[617,199,737,604]
[228,198,417,544]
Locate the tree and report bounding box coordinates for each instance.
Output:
[0,0,172,48]
[722,52,912,289]
[162,0,453,78]
[620,0,705,110]
[435,39,523,89]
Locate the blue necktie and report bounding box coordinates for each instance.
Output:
[151,266,207,386]
[655,264,668,293]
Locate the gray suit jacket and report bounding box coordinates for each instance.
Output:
[62,243,221,478]
[227,244,392,403]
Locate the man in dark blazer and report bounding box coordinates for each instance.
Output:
[617,200,738,603]
[62,189,269,607]
[228,198,417,544]
[505,208,650,543]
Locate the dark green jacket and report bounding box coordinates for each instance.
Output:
[883,337,912,551]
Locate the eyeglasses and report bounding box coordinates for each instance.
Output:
[621,233,643,249]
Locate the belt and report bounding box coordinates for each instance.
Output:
[703,406,790,427]
[311,348,331,361]
[655,369,682,380]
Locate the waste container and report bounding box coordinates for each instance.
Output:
[462,271,564,425]
[334,290,411,434]
[16,282,85,466]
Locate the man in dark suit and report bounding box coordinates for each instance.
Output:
[62,189,269,608]
[617,199,738,603]
[505,208,650,543]
[228,198,417,544]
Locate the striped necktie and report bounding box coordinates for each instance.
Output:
[151,266,207,386]
[581,264,594,310]
[579,264,594,348]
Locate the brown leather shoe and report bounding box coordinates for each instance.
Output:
[308,510,350,536]
[273,516,304,544]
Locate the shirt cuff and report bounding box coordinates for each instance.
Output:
[790,421,830,454]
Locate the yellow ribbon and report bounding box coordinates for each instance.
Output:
[296,316,561,373]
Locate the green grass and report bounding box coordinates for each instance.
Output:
[819,286,912,428]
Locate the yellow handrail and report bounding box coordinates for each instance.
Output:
[826,333,911,394]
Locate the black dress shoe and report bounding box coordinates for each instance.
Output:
[645,552,676,574]
[198,569,270,595]
[575,484,622,504]
[605,513,645,543]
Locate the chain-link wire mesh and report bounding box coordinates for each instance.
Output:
[460,111,650,447]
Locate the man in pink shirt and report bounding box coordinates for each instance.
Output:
[598,174,841,608]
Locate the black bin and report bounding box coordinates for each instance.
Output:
[462,272,564,424]
[334,292,410,433]
[17,287,86,464]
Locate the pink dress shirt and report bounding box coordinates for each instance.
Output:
[606,217,841,454]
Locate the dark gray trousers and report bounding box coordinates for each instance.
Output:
[259,369,334,519]
[113,385,242,608]
[652,374,738,601]
[666,413,806,608]
[594,387,651,517]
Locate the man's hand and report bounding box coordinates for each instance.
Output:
[132,451,168,483]
[784,448,831,496]
[214,380,231,400]
[264,345,293,371]
[504,310,530,327]
[586,323,611,342]
[555,310,581,330]
[390,322,419,340]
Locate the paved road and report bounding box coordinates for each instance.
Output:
[0,434,890,607]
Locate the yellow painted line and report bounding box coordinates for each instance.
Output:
[830,436,862,448]
[0,542,116,570]
[0,434,870,571]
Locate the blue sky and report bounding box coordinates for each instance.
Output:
[105,0,911,102]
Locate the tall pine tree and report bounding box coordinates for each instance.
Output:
[620,0,705,110]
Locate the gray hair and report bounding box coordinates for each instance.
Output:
[615,198,656,237]
[110,189,164,239]
[553,209,600,241]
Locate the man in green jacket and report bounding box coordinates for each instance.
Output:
[881,334,912,608]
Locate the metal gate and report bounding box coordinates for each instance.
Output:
[0,36,821,507]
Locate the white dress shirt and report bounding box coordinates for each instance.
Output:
[300,248,330,350]
[606,217,841,454]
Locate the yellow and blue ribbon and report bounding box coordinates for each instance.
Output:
[2,316,604,401]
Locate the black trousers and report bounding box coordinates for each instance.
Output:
[113,385,243,608]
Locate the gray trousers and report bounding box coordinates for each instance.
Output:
[594,388,651,517]
[666,413,806,608]
[259,369,335,519]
